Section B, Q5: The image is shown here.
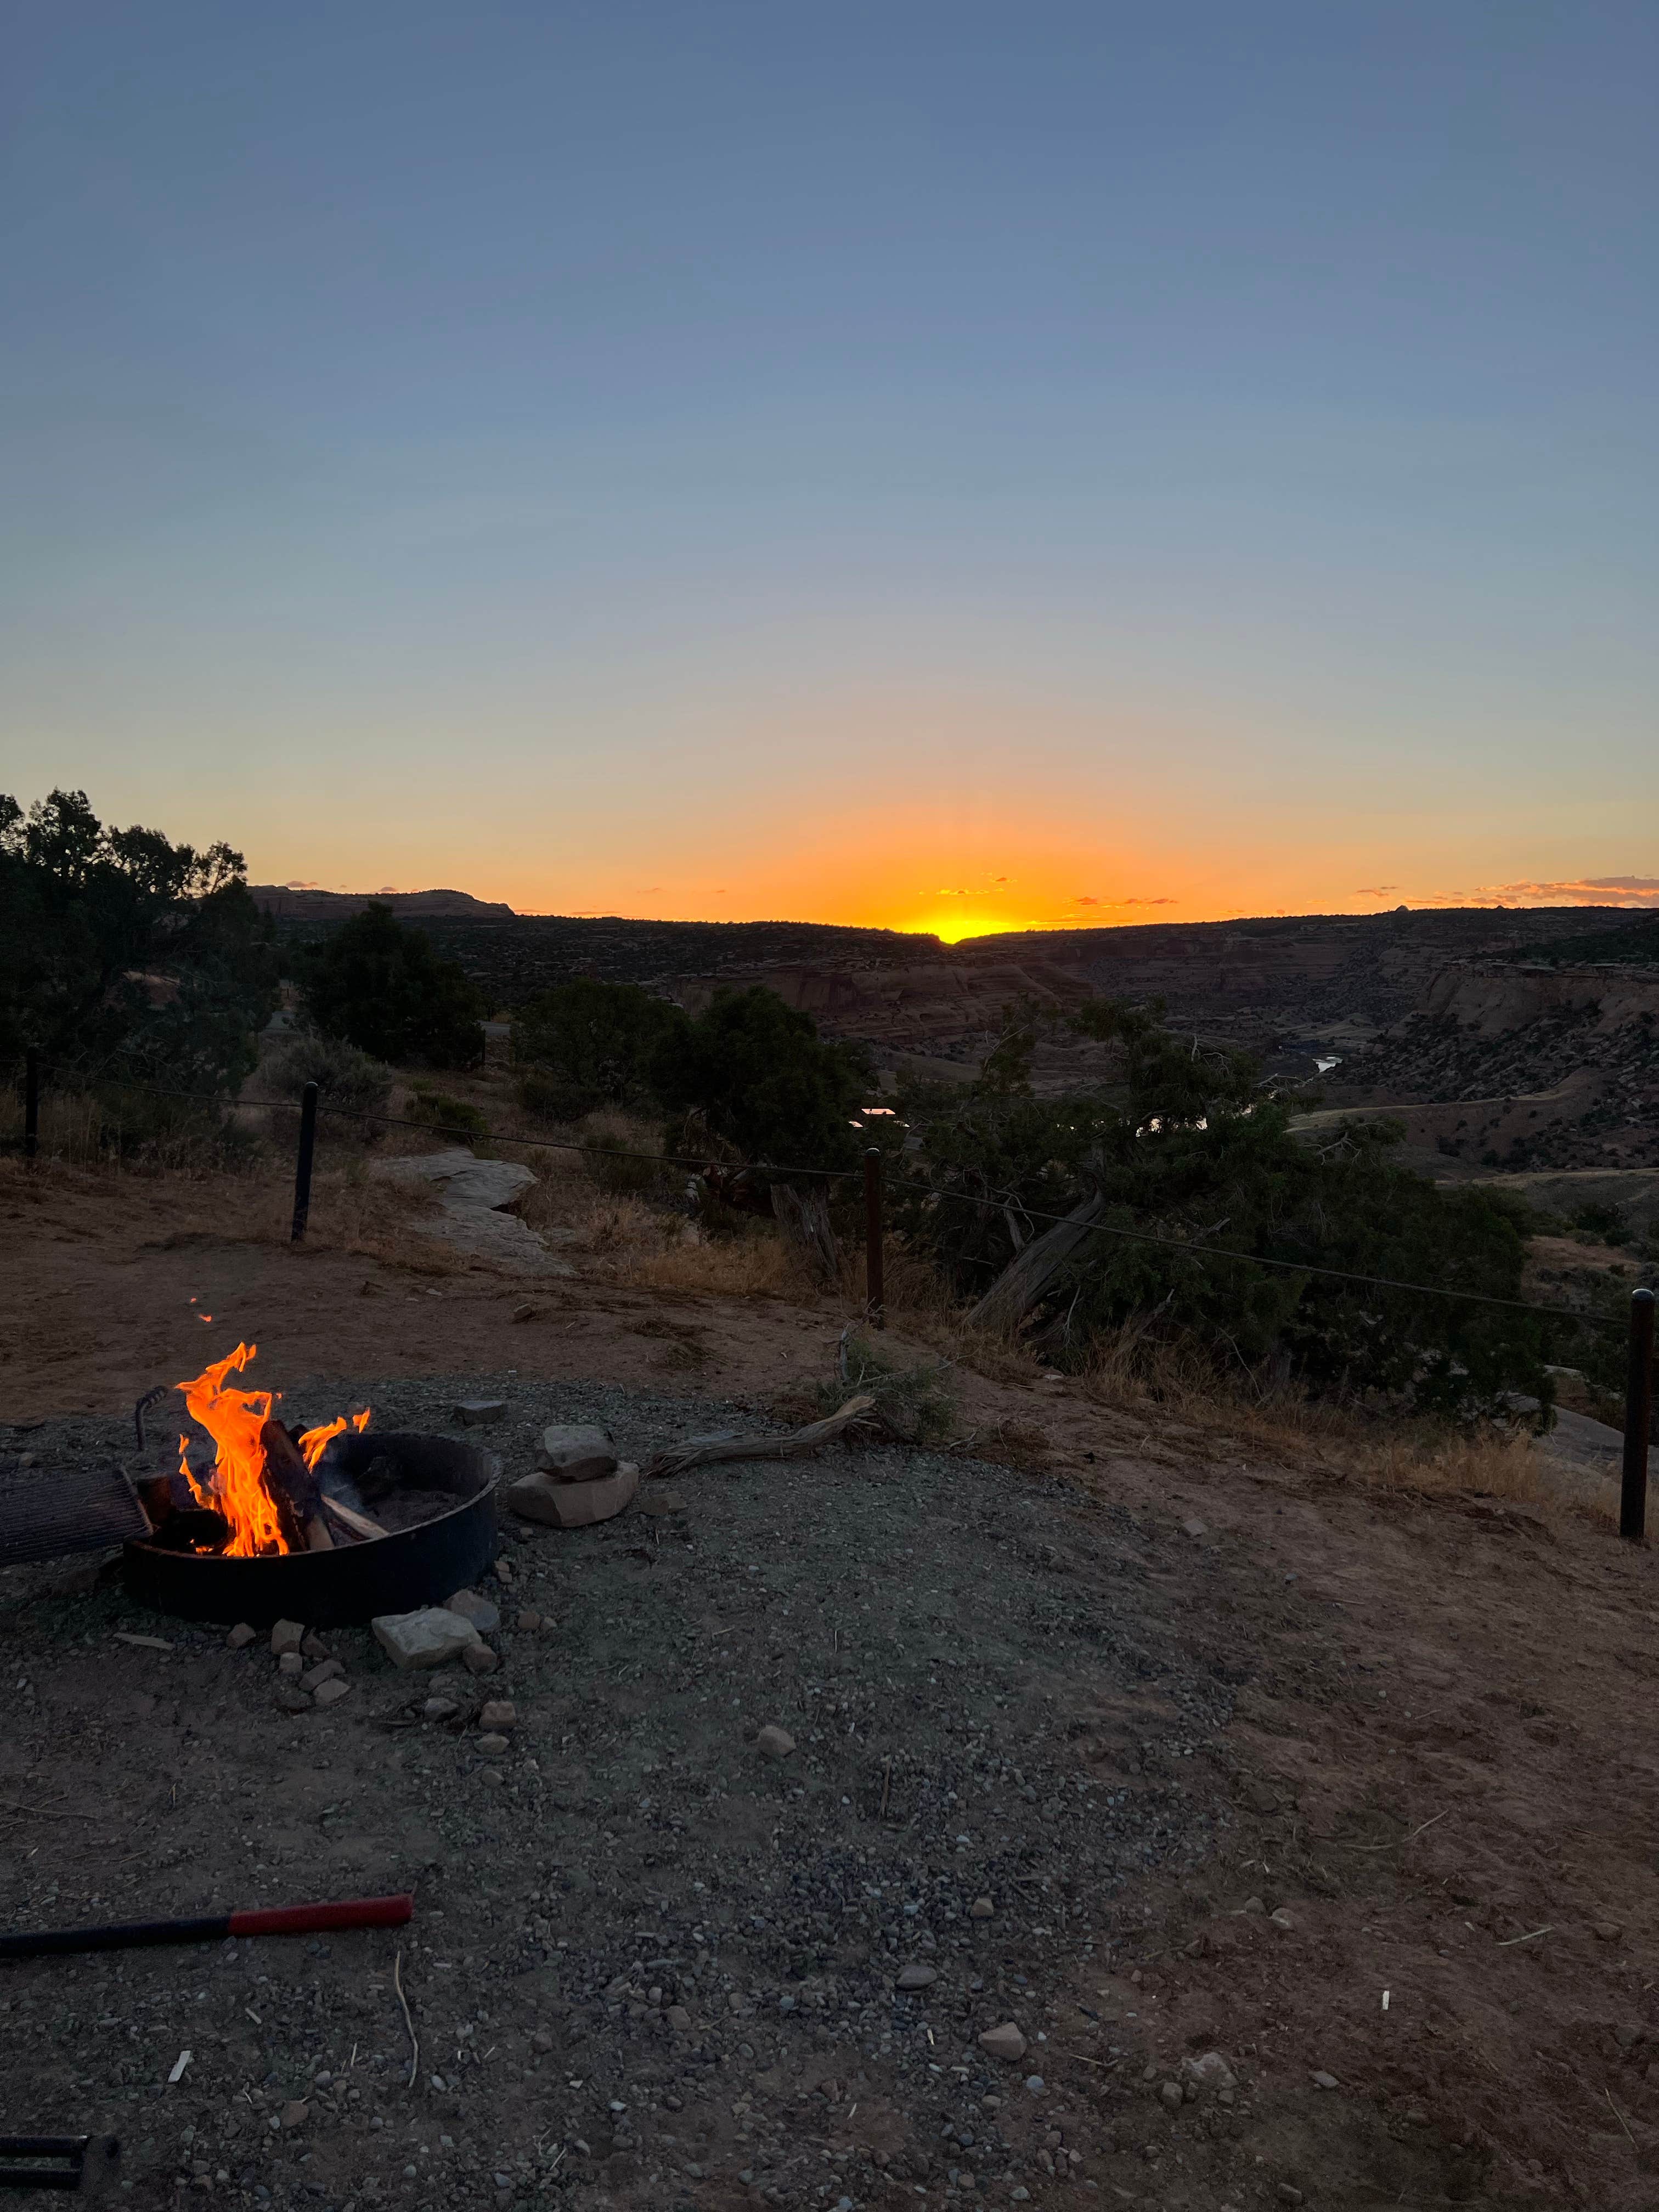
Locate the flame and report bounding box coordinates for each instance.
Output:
[297,1407,371,1472]
[174,1341,371,1558]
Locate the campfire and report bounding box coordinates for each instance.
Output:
[175,1342,375,1557]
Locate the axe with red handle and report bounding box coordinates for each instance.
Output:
[0,1893,413,1961]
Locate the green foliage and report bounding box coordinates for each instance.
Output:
[518,1070,606,1123]
[816,1331,958,1445]
[895,997,1554,1420]
[298,902,485,1069]
[0,787,277,1095]
[651,986,873,1169]
[512,980,687,1108]
[582,1133,663,1197]
[407,1083,490,1141]
[262,1032,395,1135]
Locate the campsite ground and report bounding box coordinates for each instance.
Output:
[3,1152,1658,2210]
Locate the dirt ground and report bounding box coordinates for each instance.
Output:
[3,1158,1659,2210]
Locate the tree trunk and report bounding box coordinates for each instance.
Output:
[966,1192,1104,1335]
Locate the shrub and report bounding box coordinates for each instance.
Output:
[407,1084,490,1142]
[512,980,686,1107]
[893,996,1555,1423]
[263,1032,394,1141]
[518,1070,607,1124]
[816,1330,958,1446]
[583,1132,664,1198]
[651,986,873,1169]
[298,902,485,1069]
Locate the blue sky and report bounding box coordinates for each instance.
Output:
[2,2,1654,929]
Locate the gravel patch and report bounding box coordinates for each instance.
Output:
[0,1375,1239,2209]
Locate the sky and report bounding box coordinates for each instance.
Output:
[1,2,1654,939]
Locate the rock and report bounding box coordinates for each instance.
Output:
[270,1619,304,1657]
[1310,2070,1339,2091]
[531,2030,554,2053]
[515,1609,544,1632]
[301,1658,343,1692]
[505,1463,640,1528]
[1242,1780,1278,1814]
[461,1641,500,1675]
[477,1732,509,1754]
[978,2023,1027,2062]
[479,1699,516,1731]
[372,1607,482,1670]
[755,1724,796,1759]
[1237,1895,1266,1916]
[280,2102,308,2130]
[1180,2052,1237,2093]
[1592,1921,1623,1942]
[667,2005,692,2032]
[896,1964,937,1990]
[278,1651,303,1679]
[370,1152,562,1273]
[423,1696,460,1720]
[1269,1908,1294,1931]
[444,1588,502,1634]
[300,1632,330,1660]
[1276,2190,1305,2207]
[225,1623,257,1650]
[1159,2081,1183,2111]
[274,1685,312,1714]
[511,1303,540,1324]
[312,1678,351,1709]
[969,1897,995,1920]
[534,1424,620,1482]
[454,1399,506,1427]
[1182,1517,1208,1537]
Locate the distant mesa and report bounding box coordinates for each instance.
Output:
[249,885,515,921]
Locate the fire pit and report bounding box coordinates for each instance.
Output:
[121,1345,499,1628]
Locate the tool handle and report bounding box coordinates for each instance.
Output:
[229,1894,413,1938]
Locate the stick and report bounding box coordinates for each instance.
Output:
[1496,1924,1553,1946]
[394,1949,420,2091]
[644,1395,878,1479]
[320,1496,390,1542]
[1606,2086,1637,2147]
[0,1893,413,1961]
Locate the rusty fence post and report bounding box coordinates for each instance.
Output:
[864,1146,885,1330]
[291,1082,319,1244]
[23,1049,39,1164]
[1621,1287,1655,1542]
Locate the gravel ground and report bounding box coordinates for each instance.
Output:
[0,1375,1261,2212]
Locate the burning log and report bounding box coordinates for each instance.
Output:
[257,1420,329,1551]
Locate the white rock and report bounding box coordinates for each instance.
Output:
[312,1678,351,1708]
[444,1587,501,1633]
[534,1424,619,1482]
[896,1964,936,1990]
[978,2023,1027,2062]
[1180,2051,1237,2092]
[755,1724,796,1759]
[372,1607,482,1669]
[270,1619,304,1656]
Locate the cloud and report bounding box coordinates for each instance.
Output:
[1356,884,1397,896]
[284,879,323,890]
[1120,895,1176,907]
[1075,895,1100,906]
[1471,876,1659,907]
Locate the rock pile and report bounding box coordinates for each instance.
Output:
[504,1424,640,1528]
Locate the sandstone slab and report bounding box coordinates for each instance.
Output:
[506,1462,639,1528]
[372,1607,482,1669]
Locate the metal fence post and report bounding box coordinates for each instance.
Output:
[291,1082,319,1244]
[23,1049,39,1164]
[864,1146,885,1330]
[1621,1288,1655,1541]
